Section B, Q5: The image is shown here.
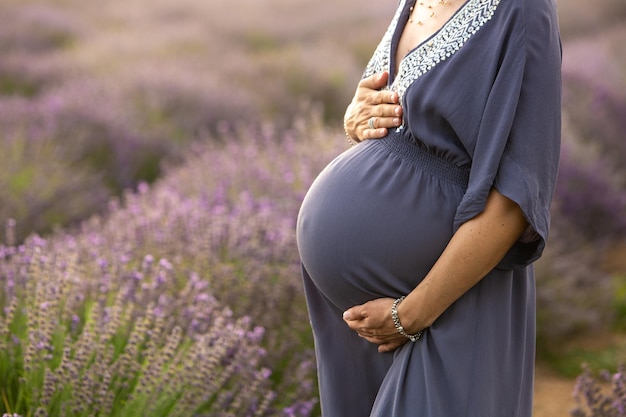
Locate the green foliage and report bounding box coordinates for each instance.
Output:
[241,31,282,52]
[538,271,626,377]
[612,276,626,331]
[540,341,626,378]
[0,133,109,243]
[0,76,38,97]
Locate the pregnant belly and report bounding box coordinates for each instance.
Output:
[296,138,466,310]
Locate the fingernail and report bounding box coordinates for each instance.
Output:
[343,310,351,320]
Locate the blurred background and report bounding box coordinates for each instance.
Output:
[0,0,625,415]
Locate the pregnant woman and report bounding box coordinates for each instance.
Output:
[296,0,562,415]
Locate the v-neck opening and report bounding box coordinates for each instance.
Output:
[388,0,471,86]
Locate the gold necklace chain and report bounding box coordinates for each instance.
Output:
[409,0,449,25]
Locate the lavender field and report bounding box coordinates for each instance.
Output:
[1,0,625,415]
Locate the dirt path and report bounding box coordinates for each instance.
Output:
[534,364,577,417]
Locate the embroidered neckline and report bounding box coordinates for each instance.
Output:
[363,0,500,99]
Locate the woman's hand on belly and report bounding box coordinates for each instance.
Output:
[343,298,410,353]
[344,72,403,142]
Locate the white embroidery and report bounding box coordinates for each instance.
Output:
[363,0,500,100]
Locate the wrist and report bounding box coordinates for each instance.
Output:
[400,289,437,331]
[391,296,424,342]
[343,119,360,145]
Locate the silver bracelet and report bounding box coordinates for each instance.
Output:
[391,296,423,342]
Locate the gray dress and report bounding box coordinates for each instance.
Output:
[296,0,561,415]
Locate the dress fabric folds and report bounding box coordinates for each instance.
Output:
[296,0,562,415]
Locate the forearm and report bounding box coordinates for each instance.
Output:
[399,188,529,332]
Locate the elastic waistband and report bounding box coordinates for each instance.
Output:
[378,130,470,188]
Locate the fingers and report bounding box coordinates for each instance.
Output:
[378,341,405,353]
[364,101,403,139]
[361,117,402,140]
[371,103,403,118]
[362,128,389,140]
[363,90,400,107]
[358,71,390,91]
[360,103,402,139]
[343,306,367,322]
[357,332,407,353]
[357,73,400,106]
[372,90,400,106]
[366,114,402,130]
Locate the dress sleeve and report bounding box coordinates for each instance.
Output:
[453,1,562,269]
